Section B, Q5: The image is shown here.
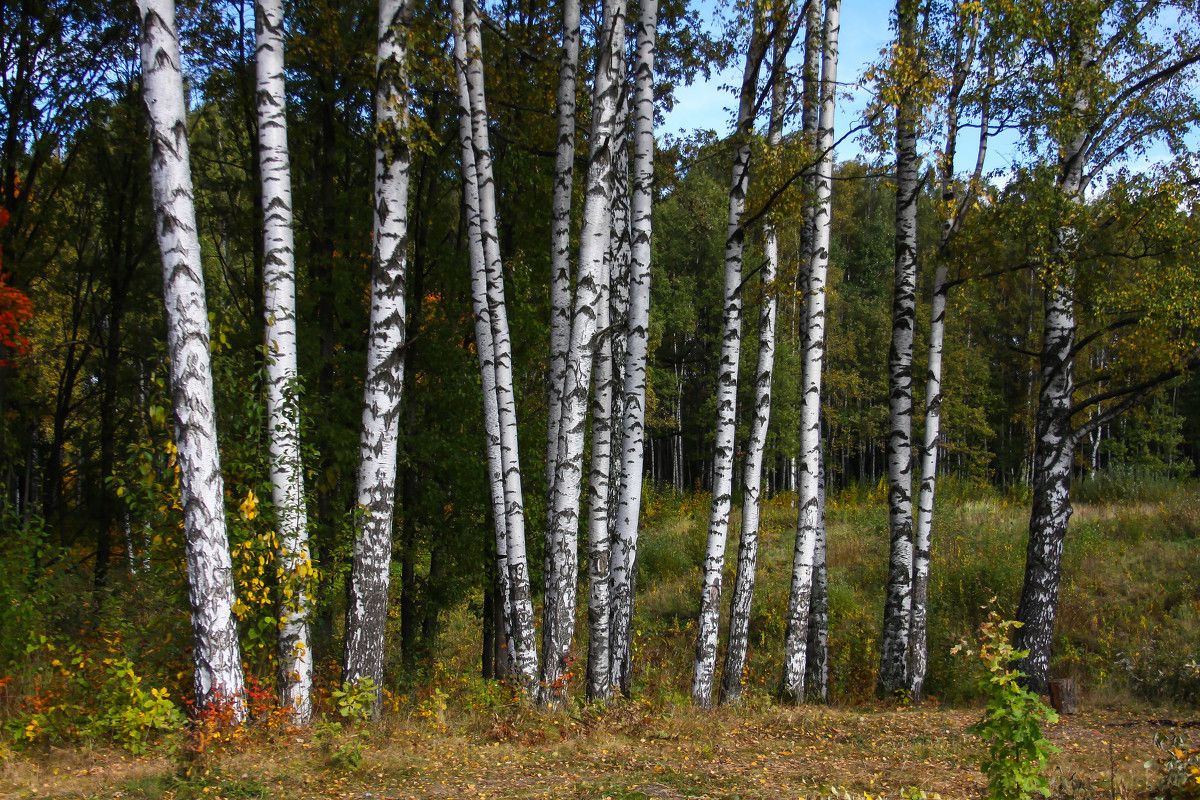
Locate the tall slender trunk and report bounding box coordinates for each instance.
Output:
[691,14,767,709]
[541,0,625,705]
[451,0,514,682]
[877,0,920,697]
[805,439,829,701]
[1014,42,1092,695]
[545,0,581,507]
[909,36,991,701]
[586,253,615,701]
[256,0,312,725]
[609,0,657,697]
[344,0,415,709]
[721,24,786,706]
[781,0,838,703]
[138,0,245,717]
[463,3,539,692]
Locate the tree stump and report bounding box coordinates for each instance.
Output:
[1049,678,1079,714]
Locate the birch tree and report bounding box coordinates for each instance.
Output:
[609,0,658,696]
[720,16,788,706]
[908,5,995,701]
[462,0,540,693]
[876,0,923,698]
[344,0,415,709]
[545,0,582,507]
[256,0,312,724]
[1010,0,1200,692]
[691,8,767,709]
[542,0,625,705]
[138,0,245,717]
[781,0,838,703]
[451,0,515,686]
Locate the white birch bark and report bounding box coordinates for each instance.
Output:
[609,0,657,697]
[720,30,785,706]
[781,0,838,703]
[878,0,919,697]
[255,0,312,725]
[546,0,582,507]
[541,0,625,705]
[692,15,766,709]
[461,4,540,691]
[606,87,632,520]
[805,443,829,701]
[344,0,414,707]
[138,0,245,718]
[586,255,615,701]
[451,0,515,683]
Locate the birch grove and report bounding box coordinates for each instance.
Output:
[344,0,415,707]
[138,0,246,717]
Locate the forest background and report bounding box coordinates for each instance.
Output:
[1,0,1200,793]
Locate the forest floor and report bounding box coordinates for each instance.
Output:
[4,701,1197,800]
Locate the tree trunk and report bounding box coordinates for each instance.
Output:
[805,441,829,701]
[451,0,514,681]
[781,0,838,703]
[691,13,766,710]
[546,0,581,506]
[344,0,415,711]
[609,0,657,697]
[878,0,920,698]
[255,0,312,725]
[586,252,615,701]
[138,0,245,718]
[541,0,625,706]
[721,22,785,706]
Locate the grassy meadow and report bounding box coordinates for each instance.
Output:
[2,480,1199,799]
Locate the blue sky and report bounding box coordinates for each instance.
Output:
[657,0,1195,180]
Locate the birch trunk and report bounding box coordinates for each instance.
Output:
[451,0,515,682]
[877,0,920,697]
[255,0,312,725]
[781,0,838,703]
[909,40,991,701]
[344,0,414,707]
[138,0,245,717]
[691,15,766,709]
[805,443,829,701]
[462,5,539,691]
[609,0,657,696]
[541,0,625,705]
[586,255,615,701]
[1014,43,1090,695]
[546,0,581,506]
[607,89,631,519]
[720,29,786,706]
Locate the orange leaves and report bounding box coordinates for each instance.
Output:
[0,201,33,364]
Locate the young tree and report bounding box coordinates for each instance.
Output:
[608,0,658,697]
[691,6,768,709]
[876,0,923,698]
[138,0,245,717]
[721,11,788,705]
[781,0,839,703]
[344,0,416,710]
[255,0,313,725]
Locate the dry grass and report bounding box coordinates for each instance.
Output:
[3,702,1197,799]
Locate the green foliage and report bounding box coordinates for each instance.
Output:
[954,610,1060,800]
[332,677,378,723]
[88,658,185,754]
[1148,732,1200,800]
